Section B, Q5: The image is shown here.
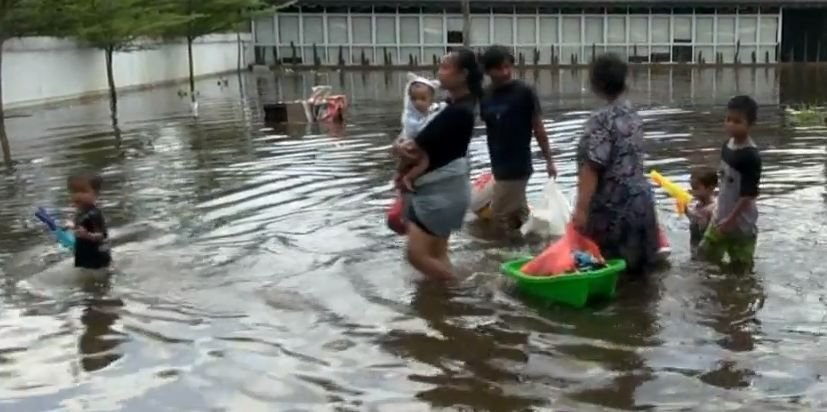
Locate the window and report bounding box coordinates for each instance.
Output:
[607,16,626,44]
[517,16,536,45]
[254,16,275,44]
[447,17,463,44]
[759,16,778,43]
[652,16,670,43]
[630,16,648,43]
[717,16,736,44]
[493,16,514,44]
[562,16,581,43]
[279,15,299,44]
[352,16,372,44]
[758,46,776,63]
[327,16,348,44]
[738,15,758,44]
[423,16,443,43]
[471,16,490,45]
[352,47,374,64]
[400,47,420,64]
[673,16,692,41]
[400,16,419,44]
[423,47,445,64]
[303,16,324,45]
[561,46,582,64]
[376,16,396,44]
[539,17,558,44]
[584,16,604,45]
[696,16,714,43]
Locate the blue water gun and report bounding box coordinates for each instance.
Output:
[35,207,75,251]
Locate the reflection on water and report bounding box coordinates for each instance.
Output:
[1,67,827,411]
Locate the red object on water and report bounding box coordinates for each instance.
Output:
[657,225,671,256]
[387,194,406,235]
[521,224,604,276]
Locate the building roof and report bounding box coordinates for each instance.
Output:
[292,0,827,7]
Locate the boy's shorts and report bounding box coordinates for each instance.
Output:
[699,225,756,265]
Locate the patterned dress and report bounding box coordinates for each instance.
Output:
[576,100,659,274]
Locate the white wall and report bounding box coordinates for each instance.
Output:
[2,34,250,108]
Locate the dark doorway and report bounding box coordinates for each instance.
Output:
[447,30,464,45]
[781,9,827,62]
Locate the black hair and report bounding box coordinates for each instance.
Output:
[727,95,758,124]
[481,45,514,71]
[690,166,718,188]
[451,47,484,100]
[68,173,103,194]
[589,53,628,98]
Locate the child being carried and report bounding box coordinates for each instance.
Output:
[394,73,444,192]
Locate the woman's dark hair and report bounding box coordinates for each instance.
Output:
[727,95,758,124]
[451,47,484,99]
[481,45,514,71]
[589,53,628,98]
[690,166,719,188]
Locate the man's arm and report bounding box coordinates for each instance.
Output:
[530,89,556,177]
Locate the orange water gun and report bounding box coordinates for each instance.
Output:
[649,170,692,215]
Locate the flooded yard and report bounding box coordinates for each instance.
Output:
[1,67,827,411]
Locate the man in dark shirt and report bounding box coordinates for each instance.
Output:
[480,46,556,231]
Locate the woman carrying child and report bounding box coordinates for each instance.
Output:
[395,49,482,280]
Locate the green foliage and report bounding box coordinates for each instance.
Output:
[786,106,827,126]
[0,0,64,38]
[63,0,189,52]
[167,0,271,40]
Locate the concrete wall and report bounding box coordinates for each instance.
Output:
[2,34,250,109]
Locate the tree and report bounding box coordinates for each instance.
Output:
[167,0,279,115]
[64,0,187,133]
[0,0,51,166]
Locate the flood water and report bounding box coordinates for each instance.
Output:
[1,67,827,411]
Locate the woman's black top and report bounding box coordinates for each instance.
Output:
[414,94,476,173]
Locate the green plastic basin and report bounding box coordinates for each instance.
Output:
[501,258,627,308]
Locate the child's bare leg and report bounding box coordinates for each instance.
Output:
[403,156,429,192]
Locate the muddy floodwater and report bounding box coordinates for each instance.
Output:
[1,67,827,411]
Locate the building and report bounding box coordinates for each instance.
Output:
[252,1,827,67]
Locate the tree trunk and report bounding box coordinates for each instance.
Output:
[0,38,11,168]
[187,35,195,99]
[187,35,198,117]
[104,46,121,146]
[237,31,244,97]
[236,30,243,73]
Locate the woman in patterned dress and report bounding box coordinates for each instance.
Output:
[572,54,659,275]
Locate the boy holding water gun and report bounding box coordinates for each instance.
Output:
[699,96,762,267]
[65,173,112,269]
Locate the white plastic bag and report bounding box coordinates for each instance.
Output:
[520,180,571,238]
[470,171,495,219]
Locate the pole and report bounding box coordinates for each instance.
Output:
[462,0,470,47]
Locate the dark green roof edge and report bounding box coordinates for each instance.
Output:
[290,0,827,7]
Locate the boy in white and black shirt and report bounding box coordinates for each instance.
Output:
[700,96,762,267]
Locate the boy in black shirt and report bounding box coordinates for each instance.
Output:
[480,46,556,231]
[66,173,112,269]
[699,96,762,267]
